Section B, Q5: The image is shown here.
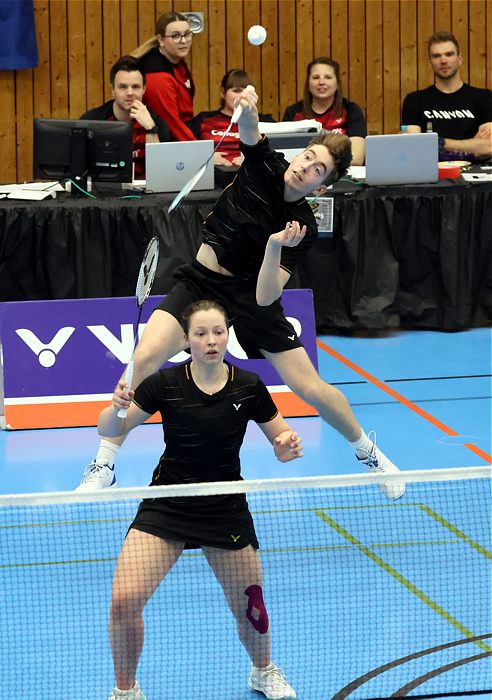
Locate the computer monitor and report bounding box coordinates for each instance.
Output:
[266,132,314,162]
[33,118,133,192]
[266,132,315,151]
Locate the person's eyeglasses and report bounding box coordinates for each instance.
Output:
[164,31,193,43]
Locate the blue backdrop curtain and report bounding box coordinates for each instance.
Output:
[0,0,38,70]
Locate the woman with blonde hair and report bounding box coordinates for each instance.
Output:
[132,11,196,141]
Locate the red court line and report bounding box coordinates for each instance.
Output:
[316,338,492,463]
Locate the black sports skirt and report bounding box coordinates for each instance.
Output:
[130,493,259,550]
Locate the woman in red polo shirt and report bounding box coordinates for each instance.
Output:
[283,57,367,165]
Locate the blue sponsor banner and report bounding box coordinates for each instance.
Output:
[0,291,318,428]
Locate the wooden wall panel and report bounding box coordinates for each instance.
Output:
[277,0,296,119]
[261,0,280,117]
[2,0,491,183]
[120,0,139,56]
[67,0,87,118]
[85,0,104,109]
[347,0,366,110]
[33,0,51,117]
[102,1,122,96]
[0,70,17,183]
[416,0,434,89]
[189,0,210,115]
[50,0,69,117]
[365,0,383,134]
[468,0,486,88]
[331,0,348,88]
[15,70,34,180]
[313,0,331,59]
[400,0,418,109]
[435,0,452,33]
[452,0,469,82]
[138,0,156,47]
[208,0,227,115]
[296,2,315,98]
[383,0,400,134]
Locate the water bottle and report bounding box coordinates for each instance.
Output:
[400,125,408,134]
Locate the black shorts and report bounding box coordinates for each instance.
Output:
[130,494,259,550]
[155,260,304,359]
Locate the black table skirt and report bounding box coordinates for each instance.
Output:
[1,181,491,331]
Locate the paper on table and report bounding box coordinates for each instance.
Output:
[7,189,57,200]
[461,172,492,182]
[347,166,366,179]
[0,181,65,193]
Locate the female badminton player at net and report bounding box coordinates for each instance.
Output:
[80,84,405,501]
[101,300,300,700]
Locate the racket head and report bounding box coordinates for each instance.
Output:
[135,237,160,306]
[168,164,207,214]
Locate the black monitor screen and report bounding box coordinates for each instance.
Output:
[33,118,133,187]
[266,132,315,151]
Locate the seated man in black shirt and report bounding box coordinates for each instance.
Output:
[401,31,492,161]
[81,55,170,179]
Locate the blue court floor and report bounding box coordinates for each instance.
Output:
[0,327,491,699]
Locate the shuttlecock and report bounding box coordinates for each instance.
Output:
[247,25,267,46]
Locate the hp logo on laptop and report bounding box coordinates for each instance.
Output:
[176,161,185,171]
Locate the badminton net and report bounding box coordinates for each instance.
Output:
[0,467,490,700]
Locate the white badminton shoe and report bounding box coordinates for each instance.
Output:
[248,663,297,699]
[357,432,406,500]
[75,459,116,490]
[108,681,146,700]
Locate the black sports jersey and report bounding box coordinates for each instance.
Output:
[133,361,278,486]
[201,136,318,280]
[401,84,492,139]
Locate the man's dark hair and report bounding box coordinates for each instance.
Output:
[110,55,145,87]
[427,31,460,56]
[308,131,352,185]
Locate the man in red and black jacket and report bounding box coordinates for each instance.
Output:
[81,56,170,179]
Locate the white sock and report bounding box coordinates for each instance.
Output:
[349,430,373,459]
[96,439,119,467]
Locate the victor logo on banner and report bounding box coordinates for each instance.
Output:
[0,293,318,429]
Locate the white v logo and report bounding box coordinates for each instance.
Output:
[233,403,242,410]
[16,327,75,368]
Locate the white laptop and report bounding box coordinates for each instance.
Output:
[145,140,215,192]
[365,133,439,185]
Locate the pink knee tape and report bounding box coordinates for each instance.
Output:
[245,584,269,634]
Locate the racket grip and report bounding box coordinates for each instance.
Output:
[117,360,134,419]
[231,84,255,124]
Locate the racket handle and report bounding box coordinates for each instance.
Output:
[117,360,134,419]
[231,84,255,124]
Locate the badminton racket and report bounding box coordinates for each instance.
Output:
[168,85,256,214]
[117,236,160,418]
